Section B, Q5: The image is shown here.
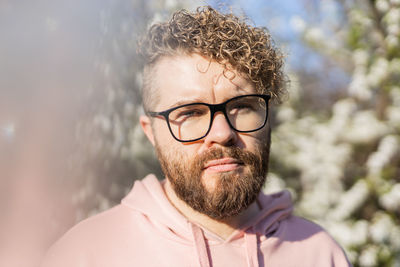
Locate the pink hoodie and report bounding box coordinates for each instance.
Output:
[42,174,352,267]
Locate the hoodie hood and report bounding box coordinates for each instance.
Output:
[121,174,293,267]
[42,174,351,267]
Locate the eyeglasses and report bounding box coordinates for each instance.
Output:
[146,94,271,143]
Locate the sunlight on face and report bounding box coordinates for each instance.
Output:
[149,53,271,218]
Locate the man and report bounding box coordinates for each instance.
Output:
[42,6,351,267]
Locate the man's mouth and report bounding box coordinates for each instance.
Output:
[203,158,244,173]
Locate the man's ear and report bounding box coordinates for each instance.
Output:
[139,115,155,146]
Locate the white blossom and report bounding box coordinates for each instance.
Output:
[348,74,371,100]
[149,12,164,26]
[331,99,357,130]
[366,58,389,87]
[290,16,306,33]
[326,220,368,248]
[376,0,390,13]
[386,34,400,48]
[320,0,339,24]
[390,225,400,250]
[367,135,399,175]
[359,245,379,267]
[353,49,369,67]
[129,122,147,156]
[111,114,124,155]
[390,86,400,106]
[299,190,332,217]
[346,250,358,265]
[276,106,296,122]
[286,73,301,101]
[165,0,177,9]
[385,8,400,25]
[387,23,400,36]
[390,59,400,75]
[370,29,385,45]
[93,115,111,133]
[304,27,324,43]
[124,102,135,116]
[387,106,400,127]
[342,111,388,143]
[263,173,286,194]
[97,194,112,212]
[136,72,143,88]
[370,212,394,243]
[379,183,400,211]
[349,9,373,28]
[328,180,369,220]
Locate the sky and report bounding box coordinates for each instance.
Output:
[206,0,309,67]
[220,0,350,91]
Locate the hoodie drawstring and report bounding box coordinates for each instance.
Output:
[244,231,259,267]
[191,223,259,267]
[191,224,211,267]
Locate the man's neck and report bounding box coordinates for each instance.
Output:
[163,179,260,240]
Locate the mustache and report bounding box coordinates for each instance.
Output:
[195,147,258,168]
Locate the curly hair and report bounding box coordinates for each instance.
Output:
[138,6,287,110]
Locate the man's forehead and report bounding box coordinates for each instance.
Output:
[153,54,246,79]
[151,54,255,104]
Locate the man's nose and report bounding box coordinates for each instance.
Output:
[203,112,237,147]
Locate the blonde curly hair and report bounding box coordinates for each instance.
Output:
[138,6,286,110]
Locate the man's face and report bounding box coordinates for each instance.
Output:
[142,53,270,220]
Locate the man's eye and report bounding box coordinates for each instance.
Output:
[237,104,253,109]
[176,109,206,119]
[179,110,204,117]
[231,103,254,112]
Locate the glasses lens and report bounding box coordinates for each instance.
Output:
[166,95,268,142]
[168,104,211,141]
[226,95,267,132]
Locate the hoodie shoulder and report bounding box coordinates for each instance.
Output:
[43,174,163,263]
[263,215,352,266]
[41,175,188,267]
[41,204,144,267]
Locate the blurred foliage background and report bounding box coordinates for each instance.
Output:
[0,0,399,266]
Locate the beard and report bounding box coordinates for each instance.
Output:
[155,133,270,220]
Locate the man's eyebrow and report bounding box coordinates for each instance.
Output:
[167,98,206,109]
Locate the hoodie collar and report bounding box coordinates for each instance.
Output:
[122,174,293,241]
[122,174,293,267]
[122,174,191,235]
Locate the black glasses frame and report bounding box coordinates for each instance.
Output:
[146,94,271,142]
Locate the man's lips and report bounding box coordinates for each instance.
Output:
[203,158,244,173]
